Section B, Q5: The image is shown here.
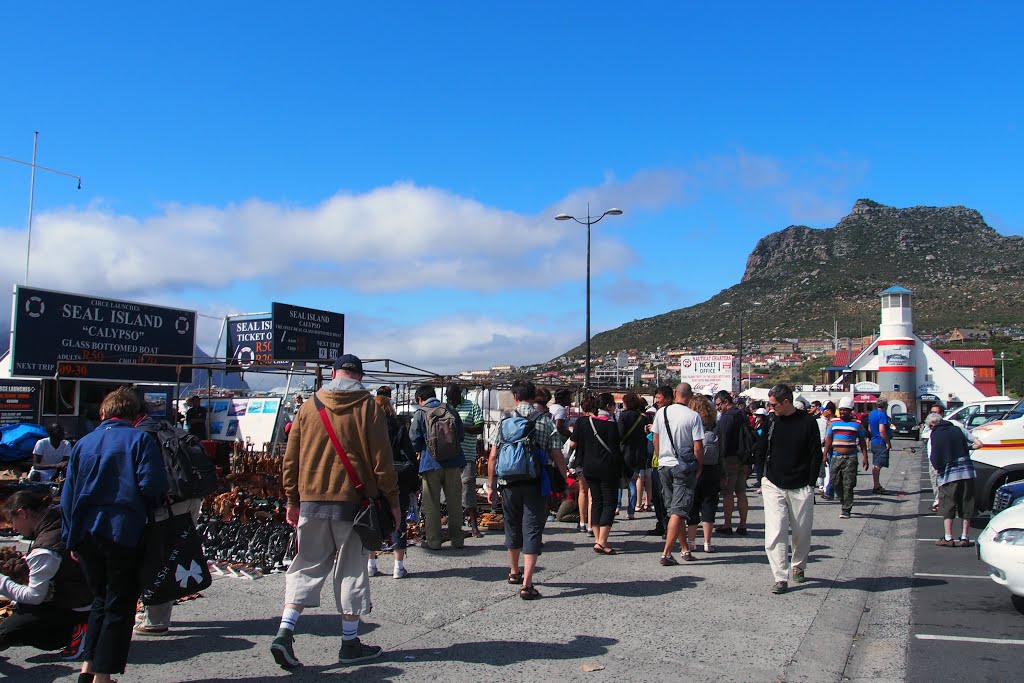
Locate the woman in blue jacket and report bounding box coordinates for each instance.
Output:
[60,387,167,683]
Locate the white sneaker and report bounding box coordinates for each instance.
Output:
[393,566,408,579]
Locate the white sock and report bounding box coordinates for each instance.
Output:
[367,558,378,574]
[342,619,359,641]
[394,559,405,572]
[944,534,953,541]
[279,608,300,633]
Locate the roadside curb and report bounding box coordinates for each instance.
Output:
[779,448,917,682]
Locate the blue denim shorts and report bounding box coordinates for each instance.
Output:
[871,442,890,468]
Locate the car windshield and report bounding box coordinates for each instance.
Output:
[892,414,915,425]
[996,398,1024,421]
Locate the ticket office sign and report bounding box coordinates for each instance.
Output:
[11,286,197,383]
[225,316,282,371]
[0,379,41,426]
[679,354,737,394]
[271,302,344,362]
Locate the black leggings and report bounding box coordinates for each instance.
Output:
[587,476,619,527]
[78,533,145,675]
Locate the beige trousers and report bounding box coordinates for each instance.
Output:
[284,516,371,615]
[762,480,814,583]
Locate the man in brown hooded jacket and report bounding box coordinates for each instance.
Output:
[271,354,400,669]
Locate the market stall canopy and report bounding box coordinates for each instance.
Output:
[741,387,771,402]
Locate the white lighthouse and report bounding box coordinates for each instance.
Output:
[877,285,916,395]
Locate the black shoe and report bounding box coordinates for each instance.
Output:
[339,637,384,665]
[645,526,665,536]
[271,632,301,669]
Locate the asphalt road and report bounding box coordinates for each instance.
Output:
[907,446,1024,683]
[0,443,986,682]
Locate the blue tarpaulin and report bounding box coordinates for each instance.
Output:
[0,424,47,462]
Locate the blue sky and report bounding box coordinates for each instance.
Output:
[2,3,1022,374]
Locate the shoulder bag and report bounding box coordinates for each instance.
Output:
[313,394,395,551]
[138,504,212,605]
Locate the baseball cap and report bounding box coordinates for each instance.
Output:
[838,397,855,410]
[754,408,768,416]
[333,353,364,374]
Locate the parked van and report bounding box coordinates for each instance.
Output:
[945,397,1016,430]
[970,398,1024,511]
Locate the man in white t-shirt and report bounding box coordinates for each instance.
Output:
[29,424,71,482]
[651,383,705,566]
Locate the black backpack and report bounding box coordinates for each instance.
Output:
[737,420,758,466]
[141,421,217,501]
[387,415,420,494]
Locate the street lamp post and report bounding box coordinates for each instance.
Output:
[556,204,623,392]
[721,300,761,392]
[1,132,83,284]
[1000,351,1006,396]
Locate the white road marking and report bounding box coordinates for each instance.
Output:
[916,634,1024,645]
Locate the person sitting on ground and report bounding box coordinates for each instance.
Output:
[555,478,581,523]
[0,490,92,660]
[29,424,71,483]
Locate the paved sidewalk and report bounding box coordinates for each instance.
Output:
[0,448,920,682]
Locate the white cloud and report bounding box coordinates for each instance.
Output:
[343,313,578,375]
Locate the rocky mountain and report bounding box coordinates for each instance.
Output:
[564,199,1024,356]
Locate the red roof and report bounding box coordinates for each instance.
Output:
[976,381,999,397]
[833,350,852,366]
[936,349,995,368]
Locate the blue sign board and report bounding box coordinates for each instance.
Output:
[225,315,282,371]
[271,302,344,362]
[11,286,197,383]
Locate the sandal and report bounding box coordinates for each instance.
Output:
[704,544,715,553]
[593,544,617,555]
[682,551,695,562]
[508,572,523,584]
[519,585,541,600]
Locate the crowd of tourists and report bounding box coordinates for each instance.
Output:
[1,352,978,678]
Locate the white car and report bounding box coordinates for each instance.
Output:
[978,503,1024,608]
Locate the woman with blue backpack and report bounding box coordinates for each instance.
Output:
[570,393,624,555]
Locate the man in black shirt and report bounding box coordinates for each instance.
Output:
[714,390,749,535]
[763,384,822,594]
[185,396,208,440]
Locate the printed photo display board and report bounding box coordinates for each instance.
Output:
[11,286,197,383]
[195,397,283,444]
